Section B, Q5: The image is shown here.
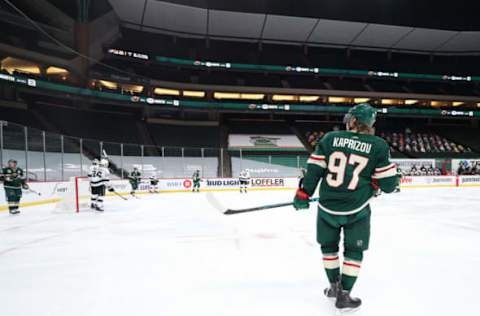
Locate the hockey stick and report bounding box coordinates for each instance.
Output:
[101,149,127,201]
[111,190,128,200]
[224,197,319,215]
[130,193,140,199]
[27,188,41,196]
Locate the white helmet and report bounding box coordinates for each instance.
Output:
[100,159,109,167]
[92,159,99,166]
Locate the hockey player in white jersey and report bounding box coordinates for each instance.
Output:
[88,159,112,211]
[149,174,159,193]
[239,169,250,193]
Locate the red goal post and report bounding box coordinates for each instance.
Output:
[54,176,91,213]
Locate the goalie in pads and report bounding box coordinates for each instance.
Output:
[293,104,400,311]
[88,159,113,212]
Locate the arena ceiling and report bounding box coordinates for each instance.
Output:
[108,0,480,54]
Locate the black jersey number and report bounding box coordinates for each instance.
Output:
[92,171,103,178]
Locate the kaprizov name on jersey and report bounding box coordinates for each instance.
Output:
[332,137,372,154]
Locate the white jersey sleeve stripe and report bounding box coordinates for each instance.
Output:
[375,163,396,173]
[307,158,327,168]
[310,154,326,160]
[372,166,398,179]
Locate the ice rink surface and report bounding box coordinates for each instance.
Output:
[1,187,479,316]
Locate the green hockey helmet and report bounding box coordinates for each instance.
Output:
[343,103,377,127]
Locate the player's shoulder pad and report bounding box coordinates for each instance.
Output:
[372,135,390,151]
[323,130,343,139]
[315,130,338,146]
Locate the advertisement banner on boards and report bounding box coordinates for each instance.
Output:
[228,134,304,150]
[399,176,456,188]
[2,176,479,211]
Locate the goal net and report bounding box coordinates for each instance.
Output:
[54,177,91,213]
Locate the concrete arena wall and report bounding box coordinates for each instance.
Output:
[1,176,479,211]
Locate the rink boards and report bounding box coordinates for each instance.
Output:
[1,175,480,211]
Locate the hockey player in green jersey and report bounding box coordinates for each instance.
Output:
[128,167,142,197]
[192,170,201,192]
[293,104,400,311]
[1,159,28,214]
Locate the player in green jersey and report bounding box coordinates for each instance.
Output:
[293,104,400,311]
[192,170,201,192]
[128,167,142,197]
[1,159,28,215]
